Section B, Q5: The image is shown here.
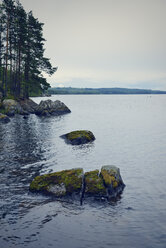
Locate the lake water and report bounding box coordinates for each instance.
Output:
[0,95,166,248]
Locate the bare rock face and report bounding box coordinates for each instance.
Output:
[61,130,95,145]
[35,99,71,116]
[30,166,125,203]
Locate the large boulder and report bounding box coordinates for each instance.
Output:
[61,130,95,145]
[30,168,83,197]
[0,113,10,123]
[2,99,24,116]
[101,165,125,199]
[19,99,38,114]
[35,99,71,116]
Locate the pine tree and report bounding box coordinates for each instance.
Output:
[0,0,56,99]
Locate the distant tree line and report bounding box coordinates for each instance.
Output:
[48,87,166,95]
[0,0,56,99]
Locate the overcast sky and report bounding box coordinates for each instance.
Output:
[19,0,166,89]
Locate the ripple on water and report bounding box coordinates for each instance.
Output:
[0,95,166,248]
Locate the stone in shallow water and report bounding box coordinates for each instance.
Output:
[61,130,95,145]
[30,168,83,197]
[19,99,38,114]
[84,170,107,197]
[35,99,71,116]
[30,166,125,202]
[100,165,125,199]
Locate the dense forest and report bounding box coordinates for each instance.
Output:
[48,87,166,95]
[0,0,56,99]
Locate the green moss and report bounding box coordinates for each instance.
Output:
[101,166,120,188]
[30,168,83,195]
[85,170,106,196]
[66,130,95,141]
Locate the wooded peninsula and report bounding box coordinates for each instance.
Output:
[0,0,56,100]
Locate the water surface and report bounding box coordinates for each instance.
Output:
[0,95,166,248]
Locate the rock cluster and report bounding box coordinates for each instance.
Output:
[61,130,95,145]
[30,166,125,202]
[0,98,71,122]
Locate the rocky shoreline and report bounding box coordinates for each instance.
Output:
[0,98,71,122]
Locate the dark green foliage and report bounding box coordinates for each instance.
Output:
[0,0,56,99]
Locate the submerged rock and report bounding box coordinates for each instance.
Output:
[30,166,125,203]
[0,113,10,123]
[101,165,125,199]
[61,130,95,145]
[30,168,83,197]
[35,99,71,116]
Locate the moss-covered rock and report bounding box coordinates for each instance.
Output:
[0,113,10,123]
[2,99,23,116]
[61,130,95,145]
[101,165,125,199]
[30,168,83,196]
[30,166,125,202]
[84,170,106,197]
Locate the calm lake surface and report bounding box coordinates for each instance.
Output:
[0,95,166,248]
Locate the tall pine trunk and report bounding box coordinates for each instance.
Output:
[4,13,9,97]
